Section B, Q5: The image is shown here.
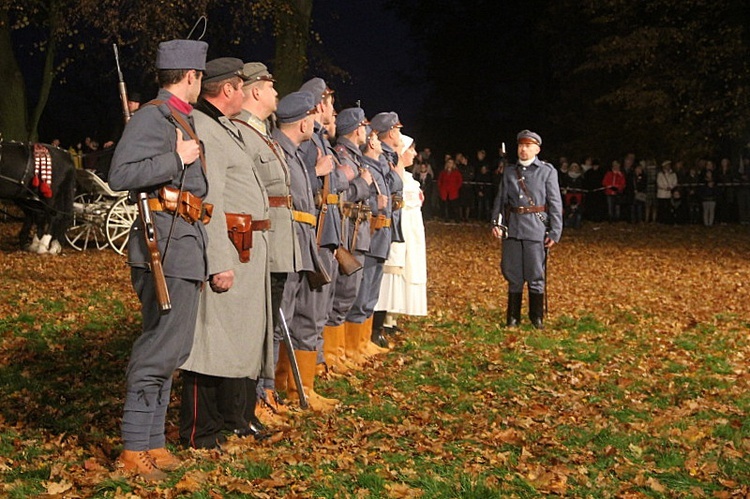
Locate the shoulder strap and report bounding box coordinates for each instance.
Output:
[231,118,286,167]
[146,99,205,173]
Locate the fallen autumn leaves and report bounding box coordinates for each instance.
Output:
[0,219,749,497]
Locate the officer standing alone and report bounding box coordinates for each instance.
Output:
[491,130,562,329]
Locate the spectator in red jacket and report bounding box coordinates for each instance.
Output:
[438,157,463,222]
[603,160,626,222]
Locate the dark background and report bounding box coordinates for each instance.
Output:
[15,0,750,167]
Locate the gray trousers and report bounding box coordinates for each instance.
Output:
[315,247,338,362]
[501,238,545,294]
[122,269,200,451]
[345,254,385,324]
[326,251,365,326]
[279,271,320,352]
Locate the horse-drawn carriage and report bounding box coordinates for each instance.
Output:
[65,168,137,255]
[1,140,136,255]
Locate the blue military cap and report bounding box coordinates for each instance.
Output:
[276,91,316,124]
[203,57,248,83]
[156,39,208,70]
[299,77,334,106]
[517,129,542,146]
[336,107,369,136]
[370,112,403,133]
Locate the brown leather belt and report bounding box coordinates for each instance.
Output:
[510,205,547,214]
[370,215,392,230]
[252,219,271,231]
[268,195,293,209]
[148,191,212,224]
[292,210,317,227]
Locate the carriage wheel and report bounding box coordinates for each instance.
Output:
[105,196,137,256]
[65,193,109,251]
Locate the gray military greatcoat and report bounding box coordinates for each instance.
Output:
[180,102,273,380]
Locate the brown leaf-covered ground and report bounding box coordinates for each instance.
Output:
[0,217,749,497]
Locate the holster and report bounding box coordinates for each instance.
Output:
[336,247,363,276]
[225,212,253,263]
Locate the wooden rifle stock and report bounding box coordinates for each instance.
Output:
[137,193,171,312]
[115,44,170,313]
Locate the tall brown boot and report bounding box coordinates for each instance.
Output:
[275,347,291,393]
[361,315,388,357]
[289,350,339,412]
[344,321,366,366]
[323,324,350,374]
[332,323,359,371]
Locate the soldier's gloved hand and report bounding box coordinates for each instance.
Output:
[175,128,201,167]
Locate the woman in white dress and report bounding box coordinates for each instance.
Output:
[373,136,428,344]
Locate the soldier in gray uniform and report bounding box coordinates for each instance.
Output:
[343,121,397,362]
[322,107,374,373]
[297,77,348,368]
[272,91,338,412]
[491,130,563,329]
[232,62,301,423]
[108,39,208,480]
[370,112,406,347]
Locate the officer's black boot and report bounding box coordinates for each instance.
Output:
[371,310,389,348]
[529,292,545,330]
[506,293,522,327]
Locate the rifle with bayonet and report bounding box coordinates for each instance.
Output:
[114,43,171,312]
[278,308,308,410]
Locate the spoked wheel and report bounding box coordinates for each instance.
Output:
[65,193,109,251]
[105,196,137,256]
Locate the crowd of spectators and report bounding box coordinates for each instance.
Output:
[411,148,750,228]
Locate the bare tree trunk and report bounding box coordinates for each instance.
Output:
[272,0,313,97]
[0,8,29,141]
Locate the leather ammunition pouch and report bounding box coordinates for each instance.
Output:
[370,214,391,234]
[150,186,213,224]
[391,194,404,211]
[341,202,372,221]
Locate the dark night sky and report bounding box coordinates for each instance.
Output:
[34,1,425,149]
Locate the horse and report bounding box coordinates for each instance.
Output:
[0,140,76,254]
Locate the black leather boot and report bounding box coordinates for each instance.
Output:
[506,293,522,327]
[371,310,389,348]
[529,292,545,329]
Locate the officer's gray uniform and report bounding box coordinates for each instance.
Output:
[108,88,208,452]
[491,157,563,293]
[345,153,394,323]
